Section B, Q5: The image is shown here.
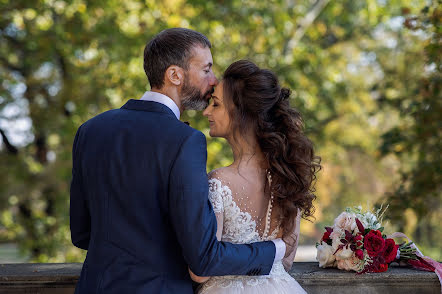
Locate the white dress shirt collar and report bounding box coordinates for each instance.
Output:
[139,91,180,120]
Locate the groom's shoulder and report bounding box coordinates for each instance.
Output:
[177,126,206,146]
[77,107,206,142]
[78,109,120,128]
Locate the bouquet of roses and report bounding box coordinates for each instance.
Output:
[316,206,439,274]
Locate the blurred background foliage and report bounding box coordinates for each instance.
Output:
[0,0,440,262]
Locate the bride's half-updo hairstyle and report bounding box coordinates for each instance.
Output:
[222,60,321,240]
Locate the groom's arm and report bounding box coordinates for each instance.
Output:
[188,199,224,283]
[70,126,91,250]
[168,130,276,277]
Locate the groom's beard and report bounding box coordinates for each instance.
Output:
[181,79,213,111]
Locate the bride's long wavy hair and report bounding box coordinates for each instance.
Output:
[222,60,321,240]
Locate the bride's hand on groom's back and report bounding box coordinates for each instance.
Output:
[188,267,210,283]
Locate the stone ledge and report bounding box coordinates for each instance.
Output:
[290,262,440,294]
[0,262,440,294]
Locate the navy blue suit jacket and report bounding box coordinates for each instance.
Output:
[70,99,276,293]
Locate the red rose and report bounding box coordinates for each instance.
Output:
[383,239,399,263]
[355,249,364,260]
[354,234,363,247]
[362,254,388,273]
[322,231,331,242]
[374,263,388,273]
[364,230,385,257]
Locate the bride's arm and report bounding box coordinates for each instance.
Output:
[282,209,301,271]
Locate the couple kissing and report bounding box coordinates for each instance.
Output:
[70,28,320,294]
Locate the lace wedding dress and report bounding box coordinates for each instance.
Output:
[197,170,307,294]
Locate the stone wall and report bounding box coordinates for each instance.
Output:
[0,262,440,293]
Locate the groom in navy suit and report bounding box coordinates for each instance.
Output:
[70,28,288,293]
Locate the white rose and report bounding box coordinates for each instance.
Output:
[331,234,342,251]
[316,242,336,268]
[335,247,354,260]
[331,235,354,261]
[336,255,363,272]
[330,228,343,242]
[334,212,357,232]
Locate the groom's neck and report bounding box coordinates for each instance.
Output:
[151,87,183,113]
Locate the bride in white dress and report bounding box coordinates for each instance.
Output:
[189,60,321,293]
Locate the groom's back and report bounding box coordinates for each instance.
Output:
[71,100,198,293]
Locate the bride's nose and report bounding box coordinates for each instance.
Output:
[203,106,210,117]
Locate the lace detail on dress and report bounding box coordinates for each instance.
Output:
[208,178,279,244]
[199,176,305,294]
[208,179,225,213]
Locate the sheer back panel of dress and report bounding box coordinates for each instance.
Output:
[200,168,307,294]
[208,168,282,242]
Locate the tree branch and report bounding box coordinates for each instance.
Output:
[314,114,340,129]
[0,128,18,154]
[284,0,331,55]
[51,10,69,80]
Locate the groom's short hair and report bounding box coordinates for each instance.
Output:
[144,28,211,89]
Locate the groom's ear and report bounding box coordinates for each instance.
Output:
[165,65,184,86]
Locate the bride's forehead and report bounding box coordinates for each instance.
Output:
[213,82,224,96]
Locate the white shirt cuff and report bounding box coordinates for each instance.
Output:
[271,238,285,262]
